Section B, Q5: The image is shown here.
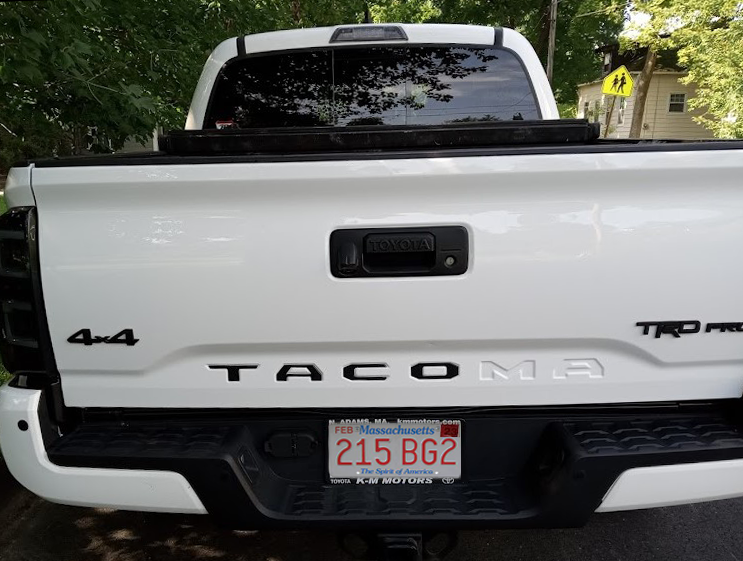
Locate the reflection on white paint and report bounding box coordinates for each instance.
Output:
[602,207,720,231]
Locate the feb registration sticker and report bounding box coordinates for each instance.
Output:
[328,419,462,484]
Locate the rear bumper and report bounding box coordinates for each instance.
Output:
[598,460,743,512]
[0,386,206,514]
[4,384,743,529]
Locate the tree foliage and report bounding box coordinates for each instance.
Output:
[0,0,294,171]
[369,0,441,23]
[625,0,743,138]
[0,0,624,173]
[373,0,625,108]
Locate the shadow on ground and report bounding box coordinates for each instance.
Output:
[2,467,743,561]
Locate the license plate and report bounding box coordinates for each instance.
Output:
[328,420,462,483]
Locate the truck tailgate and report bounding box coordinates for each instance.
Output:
[30,148,743,408]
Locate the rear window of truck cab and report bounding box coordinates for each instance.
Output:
[204,46,539,129]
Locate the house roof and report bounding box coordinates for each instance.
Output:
[576,44,687,88]
[596,44,684,74]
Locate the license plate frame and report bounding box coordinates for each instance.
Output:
[327,419,462,483]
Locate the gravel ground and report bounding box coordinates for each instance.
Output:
[2,460,743,561]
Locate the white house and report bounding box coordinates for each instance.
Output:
[576,47,713,140]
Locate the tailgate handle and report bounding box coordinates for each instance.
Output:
[330,226,468,278]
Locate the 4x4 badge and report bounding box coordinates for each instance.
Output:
[67,328,139,346]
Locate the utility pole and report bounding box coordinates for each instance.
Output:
[546,0,558,84]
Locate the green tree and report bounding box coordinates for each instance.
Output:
[0,0,293,172]
[625,0,743,138]
[675,0,743,138]
[282,0,366,27]
[369,0,441,22]
[371,0,626,110]
[621,1,673,137]
[0,0,626,174]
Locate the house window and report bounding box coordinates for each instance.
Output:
[669,93,686,113]
[583,101,590,119]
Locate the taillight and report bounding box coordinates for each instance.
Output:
[0,207,54,381]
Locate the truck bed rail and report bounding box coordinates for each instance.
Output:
[159,119,601,156]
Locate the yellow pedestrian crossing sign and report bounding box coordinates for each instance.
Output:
[602,65,633,97]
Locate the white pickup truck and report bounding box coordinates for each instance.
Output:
[3,22,743,554]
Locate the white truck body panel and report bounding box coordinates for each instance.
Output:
[4,166,36,208]
[31,148,743,408]
[500,28,558,119]
[0,386,207,513]
[597,459,743,512]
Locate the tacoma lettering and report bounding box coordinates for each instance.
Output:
[343,363,389,381]
[207,364,258,382]
[208,361,603,382]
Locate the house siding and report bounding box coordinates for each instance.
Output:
[577,83,604,123]
[577,72,714,140]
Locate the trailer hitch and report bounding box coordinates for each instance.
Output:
[339,532,458,561]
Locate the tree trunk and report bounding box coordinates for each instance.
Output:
[546,0,558,84]
[628,49,658,138]
[291,0,301,25]
[533,0,552,62]
[72,126,84,156]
